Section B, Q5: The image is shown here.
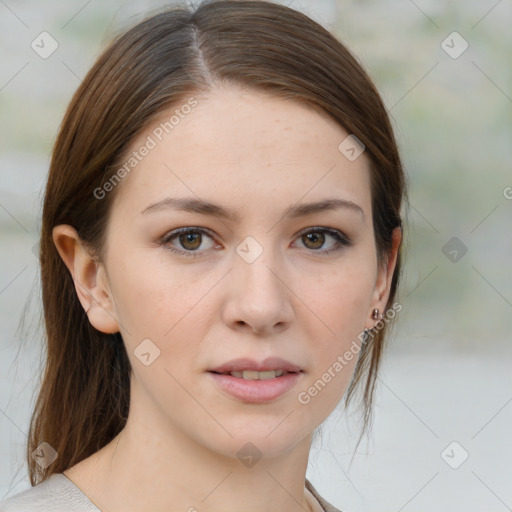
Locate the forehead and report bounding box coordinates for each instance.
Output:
[109,86,372,220]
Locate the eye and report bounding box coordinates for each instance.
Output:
[293,227,352,255]
[161,227,218,258]
[161,226,352,258]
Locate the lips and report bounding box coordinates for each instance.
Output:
[208,356,305,402]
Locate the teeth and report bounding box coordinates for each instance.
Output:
[228,369,286,379]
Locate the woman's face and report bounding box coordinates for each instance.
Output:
[93,86,396,458]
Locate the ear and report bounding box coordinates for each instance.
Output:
[367,227,402,327]
[52,224,119,334]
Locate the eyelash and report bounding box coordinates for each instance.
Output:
[160,226,352,259]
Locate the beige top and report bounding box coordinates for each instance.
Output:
[0,473,342,511]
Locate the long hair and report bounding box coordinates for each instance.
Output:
[29,0,406,485]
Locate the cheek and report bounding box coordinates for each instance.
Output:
[293,265,373,417]
[296,255,376,393]
[300,256,376,332]
[107,250,217,354]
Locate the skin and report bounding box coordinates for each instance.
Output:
[54,85,401,512]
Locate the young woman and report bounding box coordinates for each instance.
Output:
[0,1,405,510]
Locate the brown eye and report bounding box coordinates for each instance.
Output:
[161,227,217,258]
[294,227,352,255]
[162,226,351,259]
[301,231,326,250]
[178,232,202,251]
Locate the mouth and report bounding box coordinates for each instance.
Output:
[209,369,301,380]
[208,356,303,375]
[207,357,305,402]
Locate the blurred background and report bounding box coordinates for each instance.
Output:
[0,0,511,510]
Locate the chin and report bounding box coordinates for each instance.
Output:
[197,418,311,462]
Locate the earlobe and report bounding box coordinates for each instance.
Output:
[52,225,120,334]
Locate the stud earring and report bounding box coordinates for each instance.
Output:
[372,308,380,320]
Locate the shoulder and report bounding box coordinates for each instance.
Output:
[0,473,100,512]
[305,478,344,512]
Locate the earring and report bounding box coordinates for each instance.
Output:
[372,308,380,320]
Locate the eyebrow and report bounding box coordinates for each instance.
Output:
[140,196,365,221]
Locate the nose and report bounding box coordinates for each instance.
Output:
[221,243,294,336]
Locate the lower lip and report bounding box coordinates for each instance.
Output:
[208,372,303,403]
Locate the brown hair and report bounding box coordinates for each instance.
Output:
[29,0,406,485]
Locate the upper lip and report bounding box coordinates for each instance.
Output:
[209,357,303,374]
